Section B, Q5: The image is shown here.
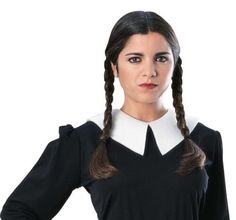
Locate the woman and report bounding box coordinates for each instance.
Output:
[0,10,230,220]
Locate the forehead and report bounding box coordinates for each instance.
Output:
[122,32,171,53]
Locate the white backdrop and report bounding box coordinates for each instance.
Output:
[0,0,235,219]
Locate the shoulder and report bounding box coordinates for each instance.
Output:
[172,110,222,159]
[85,111,105,130]
[179,112,223,169]
[55,121,101,151]
[192,120,220,142]
[60,111,106,145]
[192,120,222,166]
[183,109,219,140]
[58,111,105,138]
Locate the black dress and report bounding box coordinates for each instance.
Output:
[0,108,230,220]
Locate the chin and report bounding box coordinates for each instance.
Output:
[136,97,158,104]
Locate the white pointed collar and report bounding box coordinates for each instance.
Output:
[86,108,200,156]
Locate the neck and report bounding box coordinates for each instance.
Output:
[120,100,168,122]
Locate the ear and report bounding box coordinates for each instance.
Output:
[110,61,118,77]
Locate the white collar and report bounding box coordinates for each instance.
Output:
[86,108,200,156]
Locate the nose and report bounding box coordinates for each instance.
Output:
[143,60,157,78]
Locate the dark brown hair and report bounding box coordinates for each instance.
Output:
[89,10,206,179]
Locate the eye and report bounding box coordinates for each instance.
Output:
[156,56,168,62]
[128,57,141,63]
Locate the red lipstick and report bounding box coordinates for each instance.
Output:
[139,83,158,89]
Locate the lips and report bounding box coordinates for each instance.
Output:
[139,83,158,86]
[139,83,158,89]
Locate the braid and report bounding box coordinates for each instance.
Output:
[171,57,190,137]
[100,59,114,140]
[171,57,206,176]
[89,59,119,180]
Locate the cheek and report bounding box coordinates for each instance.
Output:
[158,65,174,86]
[119,74,136,91]
[163,68,173,81]
[118,66,138,90]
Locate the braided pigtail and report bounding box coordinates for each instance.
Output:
[171,57,206,175]
[89,59,119,180]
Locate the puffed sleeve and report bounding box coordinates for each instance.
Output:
[0,124,82,220]
[199,130,230,220]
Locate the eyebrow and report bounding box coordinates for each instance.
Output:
[125,52,170,56]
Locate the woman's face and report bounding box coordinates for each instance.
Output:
[111,32,175,105]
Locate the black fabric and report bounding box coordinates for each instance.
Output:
[0,121,230,220]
